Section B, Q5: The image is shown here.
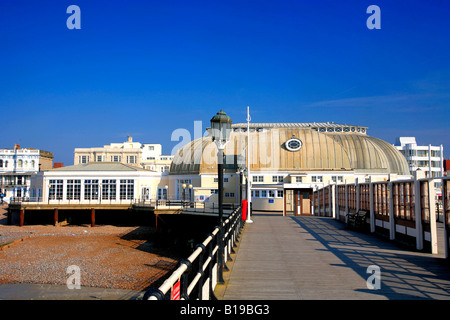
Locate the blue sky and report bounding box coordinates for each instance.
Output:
[1,0,449,164]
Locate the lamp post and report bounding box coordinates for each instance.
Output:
[210,109,232,284]
[182,183,187,207]
[246,106,253,223]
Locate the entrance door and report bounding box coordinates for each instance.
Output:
[285,190,294,215]
[141,187,151,201]
[301,191,311,214]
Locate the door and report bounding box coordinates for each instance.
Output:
[141,187,151,201]
[302,191,311,215]
[285,190,294,214]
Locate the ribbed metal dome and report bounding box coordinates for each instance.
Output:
[170,127,410,176]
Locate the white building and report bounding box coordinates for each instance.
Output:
[0,147,53,202]
[141,143,174,173]
[394,137,444,193]
[74,137,174,173]
[30,162,168,204]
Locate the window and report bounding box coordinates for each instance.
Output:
[31,160,35,168]
[97,155,103,162]
[102,179,116,200]
[84,180,99,200]
[79,156,89,164]
[111,155,121,162]
[120,179,134,200]
[253,190,260,198]
[431,161,441,168]
[18,160,23,167]
[286,138,303,152]
[417,150,428,157]
[157,188,167,200]
[261,190,267,198]
[127,155,136,164]
[431,150,441,157]
[418,161,428,168]
[225,192,235,198]
[268,190,275,198]
[49,179,63,200]
[311,176,323,183]
[252,176,264,183]
[214,177,229,183]
[211,189,218,195]
[272,176,284,183]
[149,146,154,151]
[0,160,2,168]
[67,180,81,200]
[295,176,303,183]
[406,150,416,157]
[277,190,284,198]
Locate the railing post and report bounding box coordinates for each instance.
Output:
[369,179,375,233]
[428,179,438,254]
[415,180,424,251]
[443,178,449,259]
[344,183,349,222]
[331,185,336,219]
[195,244,206,300]
[178,258,192,300]
[356,180,360,213]
[388,182,395,240]
[206,233,218,300]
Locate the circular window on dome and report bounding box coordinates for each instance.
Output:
[286,138,303,152]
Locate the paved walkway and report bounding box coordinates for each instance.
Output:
[217,213,450,300]
[0,283,144,300]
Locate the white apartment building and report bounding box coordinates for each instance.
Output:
[73,137,174,173]
[394,137,444,193]
[0,146,53,202]
[141,143,174,173]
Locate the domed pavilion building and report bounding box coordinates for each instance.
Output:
[169,122,410,214]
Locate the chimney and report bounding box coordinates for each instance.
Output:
[127,136,132,142]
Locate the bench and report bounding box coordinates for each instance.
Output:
[347,210,369,231]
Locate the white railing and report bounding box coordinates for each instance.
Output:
[314,176,450,257]
[144,206,244,300]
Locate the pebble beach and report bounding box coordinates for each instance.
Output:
[0,205,178,294]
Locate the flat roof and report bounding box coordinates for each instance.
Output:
[48,162,149,172]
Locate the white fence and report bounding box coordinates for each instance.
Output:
[313,177,450,259]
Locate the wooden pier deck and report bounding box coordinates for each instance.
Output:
[215,213,450,300]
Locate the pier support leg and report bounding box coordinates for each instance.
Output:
[7,208,12,225]
[19,209,25,227]
[91,208,95,227]
[54,208,58,226]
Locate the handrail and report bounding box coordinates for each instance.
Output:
[144,206,244,300]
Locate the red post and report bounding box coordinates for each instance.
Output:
[91,208,95,227]
[242,200,247,221]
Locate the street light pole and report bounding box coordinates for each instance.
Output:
[246,106,253,223]
[210,109,232,285]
